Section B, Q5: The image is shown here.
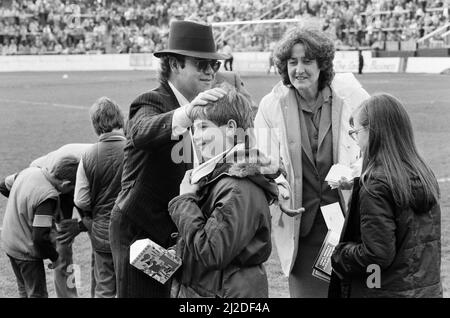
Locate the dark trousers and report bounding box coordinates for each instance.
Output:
[358,60,364,74]
[288,215,329,298]
[109,205,170,298]
[224,57,233,71]
[8,255,48,298]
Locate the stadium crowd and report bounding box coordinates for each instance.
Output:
[0,0,449,54]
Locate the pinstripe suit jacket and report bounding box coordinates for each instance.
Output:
[115,72,253,248]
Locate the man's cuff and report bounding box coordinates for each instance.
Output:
[275,175,287,185]
[172,105,192,138]
[78,220,88,232]
[49,252,59,263]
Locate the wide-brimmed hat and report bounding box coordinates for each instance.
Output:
[154,20,228,60]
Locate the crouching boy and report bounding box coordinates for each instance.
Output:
[1,156,79,297]
[168,83,279,298]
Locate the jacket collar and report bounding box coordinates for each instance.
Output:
[168,81,190,106]
[272,81,342,164]
[160,80,181,110]
[192,143,280,182]
[191,143,280,203]
[98,131,126,142]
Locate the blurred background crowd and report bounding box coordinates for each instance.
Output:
[0,0,449,55]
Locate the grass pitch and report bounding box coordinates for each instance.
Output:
[0,71,449,298]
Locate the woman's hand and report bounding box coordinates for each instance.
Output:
[179,170,199,195]
[277,177,305,217]
[331,242,352,279]
[336,177,354,190]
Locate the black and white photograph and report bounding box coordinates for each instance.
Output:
[0,0,449,304]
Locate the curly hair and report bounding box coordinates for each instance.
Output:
[274,27,335,91]
[158,54,186,83]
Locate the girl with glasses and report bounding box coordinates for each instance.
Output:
[329,93,442,298]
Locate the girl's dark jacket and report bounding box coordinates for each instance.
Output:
[168,149,279,298]
[329,174,442,298]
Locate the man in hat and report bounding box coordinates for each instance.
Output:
[109,20,255,298]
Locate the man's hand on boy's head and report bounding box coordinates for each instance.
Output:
[179,169,199,195]
[185,87,227,122]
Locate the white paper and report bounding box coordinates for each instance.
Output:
[320,202,345,234]
[130,238,151,262]
[325,164,353,183]
[189,129,201,169]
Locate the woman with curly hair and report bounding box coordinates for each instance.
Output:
[254,27,370,297]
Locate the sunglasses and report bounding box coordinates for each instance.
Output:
[191,59,221,73]
[348,127,366,140]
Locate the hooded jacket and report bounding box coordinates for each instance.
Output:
[168,145,279,298]
[329,174,442,298]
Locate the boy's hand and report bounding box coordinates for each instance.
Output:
[180,170,199,195]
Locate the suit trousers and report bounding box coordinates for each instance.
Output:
[288,214,329,298]
[109,205,171,298]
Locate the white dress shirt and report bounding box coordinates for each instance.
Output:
[169,81,192,139]
[168,81,200,167]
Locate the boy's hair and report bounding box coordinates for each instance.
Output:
[50,155,79,184]
[89,97,124,136]
[190,82,254,130]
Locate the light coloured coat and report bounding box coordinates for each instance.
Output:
[254,73,370,276]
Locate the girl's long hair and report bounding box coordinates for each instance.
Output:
[354,93,439,209]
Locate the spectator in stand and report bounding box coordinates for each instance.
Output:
[222,40,234,71]
[358,49,364,74]
[0,0,448,54]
